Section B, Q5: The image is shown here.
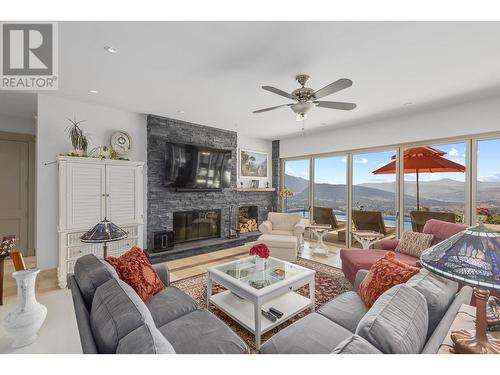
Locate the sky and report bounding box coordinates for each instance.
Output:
[284,139,500,185]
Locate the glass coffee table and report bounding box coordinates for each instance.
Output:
[207,256,315,350]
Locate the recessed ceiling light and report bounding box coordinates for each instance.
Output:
[88,89,99,94]
[404,102,413,106]
[104,46,117,54]
[177,110,185,114]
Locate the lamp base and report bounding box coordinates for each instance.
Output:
[451,329,500,354]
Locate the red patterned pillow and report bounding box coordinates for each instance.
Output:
[105,247,165,303]
[358,251,419,307]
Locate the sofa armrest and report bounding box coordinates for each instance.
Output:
[153,263,170,286]
[259,220,273,234]
[354,269,369,291]
[377,239,399,251]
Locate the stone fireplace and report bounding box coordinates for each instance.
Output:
[173,209,221,243]
[239,205,258,233]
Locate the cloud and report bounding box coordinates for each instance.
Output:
[479,173,500,182]
[355,157,368,164]
[448,148,459,156]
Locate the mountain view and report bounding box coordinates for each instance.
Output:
[284,174,500,216]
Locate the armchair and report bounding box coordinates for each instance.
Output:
[258,212,308,262]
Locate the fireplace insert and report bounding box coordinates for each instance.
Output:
[173,209,221,243]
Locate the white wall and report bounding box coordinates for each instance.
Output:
[36,94,147,270]
[0,113,36,135]
[280,94,500,158]
[237,134,273,188]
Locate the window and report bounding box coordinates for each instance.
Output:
[476,138,500,228]
[283,159,310,217]
[313,155,347,245]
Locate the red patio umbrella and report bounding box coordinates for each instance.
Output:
[372,146,465,210]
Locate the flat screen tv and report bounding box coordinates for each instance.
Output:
[164,142,232,191]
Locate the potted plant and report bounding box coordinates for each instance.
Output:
[477,207,491,224]
[66,118,89,157]
[249,243,270,271]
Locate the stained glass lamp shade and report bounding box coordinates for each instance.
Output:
[80,218,128,258]
[420,224,500,354]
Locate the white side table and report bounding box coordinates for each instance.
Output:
[307,224,332,256]
[352,230,384,249]
[0,290,82,353]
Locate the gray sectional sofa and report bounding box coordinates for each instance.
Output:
[68,254,249,354]
[260,269,473,354]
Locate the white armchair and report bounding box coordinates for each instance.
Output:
[258,213,309,261]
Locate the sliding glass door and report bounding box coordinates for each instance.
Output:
[312,155,348,245]
[351,150,398,247]
[283,159,310,217]
[476,138,500,229]
[402,142,466,232]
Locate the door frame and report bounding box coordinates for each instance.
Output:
[0,131,36,257]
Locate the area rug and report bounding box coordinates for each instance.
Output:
[172,257,353,352]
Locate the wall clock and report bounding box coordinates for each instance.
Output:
[111,131,132,156]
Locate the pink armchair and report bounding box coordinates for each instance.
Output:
[340,219,467,284]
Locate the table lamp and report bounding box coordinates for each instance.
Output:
[420,224,500,354]
[80,218,128,258]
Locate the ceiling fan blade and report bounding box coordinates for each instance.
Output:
[262,86,294,100]
[252,103,293,113]
[313,79,353,99]
[314,101,357,110]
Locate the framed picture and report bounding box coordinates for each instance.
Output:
[239,148,268,179]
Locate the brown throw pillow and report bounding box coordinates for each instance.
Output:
[395,231,434,258]
[358,252,420,307]
[106,246,165,303]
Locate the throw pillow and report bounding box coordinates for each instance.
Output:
[395,231,434,258]
[358,251,420,307]
[106,246,165,303]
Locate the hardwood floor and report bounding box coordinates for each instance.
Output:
[0,239,343,303]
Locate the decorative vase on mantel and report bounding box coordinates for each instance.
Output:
[3,268,47,348]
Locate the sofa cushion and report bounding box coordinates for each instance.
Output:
[340,248,420,284]
[106,246,165,303]
[331,335,382,354]
[423,219,467,246]
[116,324,176,354]
[258,234,298,248]
[406,268,458,338]
[90,278,156,353]
[358,252,420,307]
[268,212,302,231]
[260,313,352,354]
[74,254,118,307]
[158,309,248,354]
[395,231,434,258]
[317,291,368,333]
[146,286,198,327]
[356,284,428,354]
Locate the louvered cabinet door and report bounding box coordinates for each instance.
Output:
[105,165,139,224]
[66,163,106,228]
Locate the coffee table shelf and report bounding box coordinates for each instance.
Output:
[210,290,312,334]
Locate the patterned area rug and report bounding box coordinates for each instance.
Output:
[172,257,352,352]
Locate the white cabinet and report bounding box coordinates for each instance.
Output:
[57,156,144,288]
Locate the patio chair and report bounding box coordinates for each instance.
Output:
[351,210,389,235]
[312,206,347,243]
[409,211,456,233]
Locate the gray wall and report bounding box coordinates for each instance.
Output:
[147,115,277,249]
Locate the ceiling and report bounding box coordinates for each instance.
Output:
[5,22,500,139]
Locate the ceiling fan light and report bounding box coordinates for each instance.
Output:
[296,113,307,121]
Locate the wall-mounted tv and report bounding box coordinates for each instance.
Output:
[164,142,232,191]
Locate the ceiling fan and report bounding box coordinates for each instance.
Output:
[252,74,356,121]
